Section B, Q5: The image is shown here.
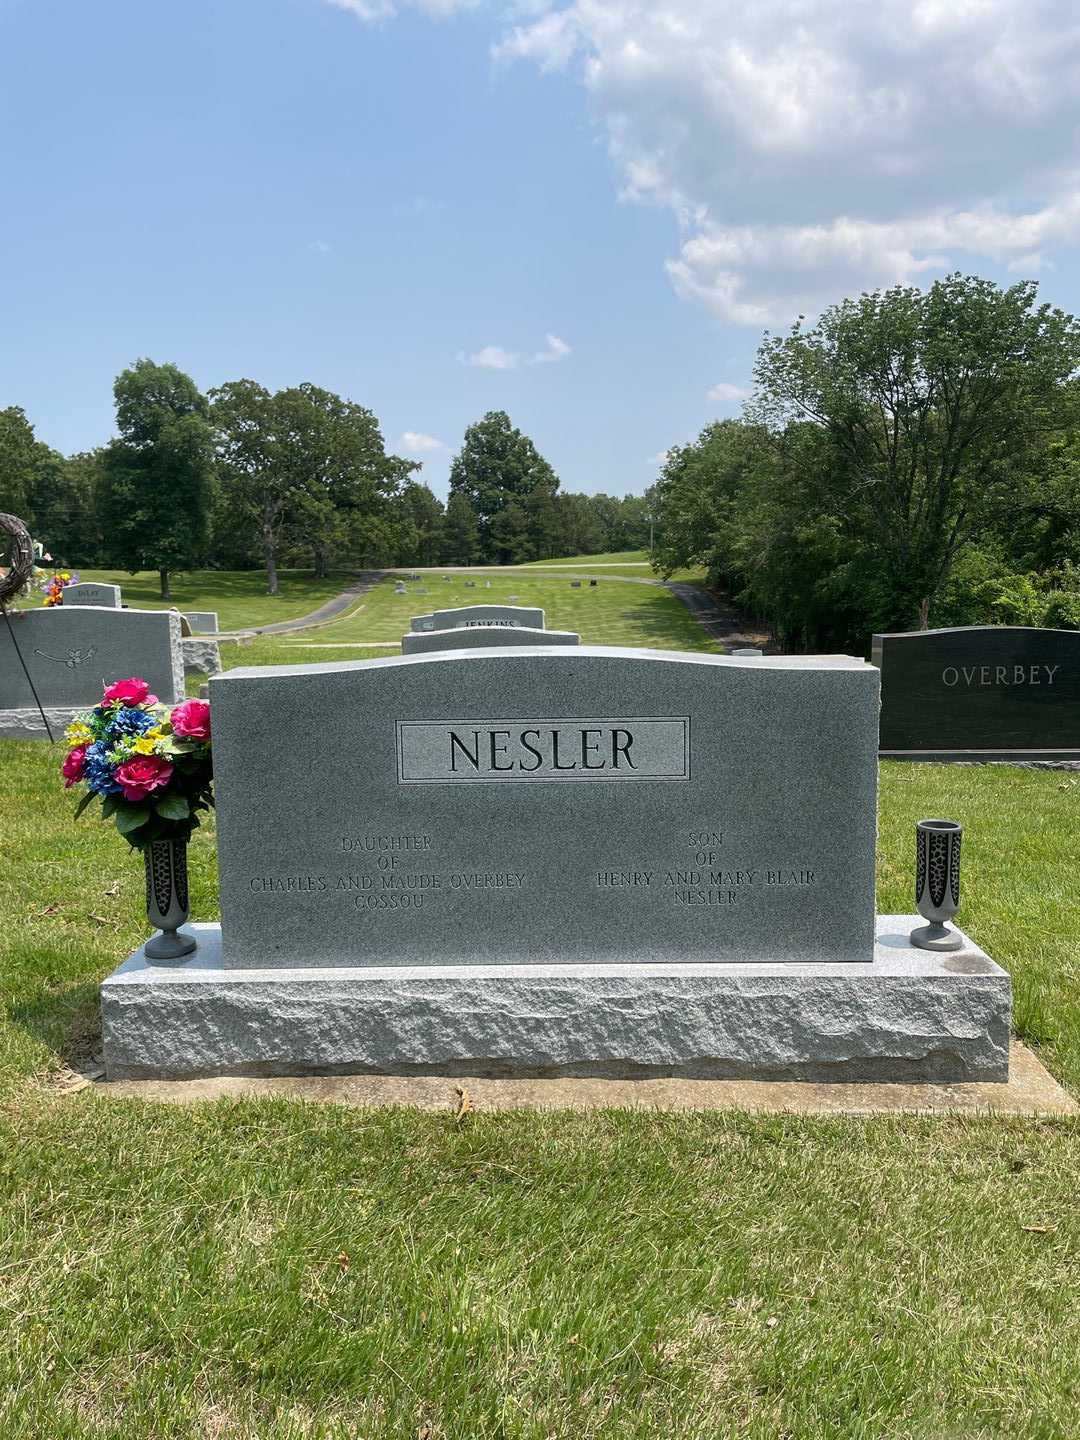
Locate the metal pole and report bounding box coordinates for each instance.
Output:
[1,603,54,742]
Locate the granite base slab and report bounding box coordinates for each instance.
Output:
[0,705,84,740]
[101,917,1012,1083]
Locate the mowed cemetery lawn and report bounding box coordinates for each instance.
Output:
[262,572,715,655]
[73,569,357,633]
[1,737,1079,1436]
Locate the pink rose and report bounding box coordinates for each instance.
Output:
[62,745,87,787]
[103,676,158,708]
[170,698,211,742]
[114,754,174,802]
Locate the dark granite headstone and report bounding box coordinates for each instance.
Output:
[872,626,1080,758]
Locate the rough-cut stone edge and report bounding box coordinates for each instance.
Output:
[102,916,1012,1084]
[0,705,86,740]
[181,637,222,676]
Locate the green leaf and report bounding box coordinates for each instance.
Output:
[73,791,97,820]
[116,806,151,835]
[101,794,120,819]
[154,793,190,821]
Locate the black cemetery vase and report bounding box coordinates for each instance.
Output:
[144,837,197,961]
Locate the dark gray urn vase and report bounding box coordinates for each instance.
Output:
[144,837,197,961]
[911,819,963,951]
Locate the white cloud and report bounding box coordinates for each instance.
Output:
[326,0,477,20]
[707,381,752,405]
[647,449,672,466]
[460,333,573,369]
[492,0,1080,324]
[533,332,572,363]
[400,431,446,452]
[308,239,332,254]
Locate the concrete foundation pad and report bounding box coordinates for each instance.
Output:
[101,916,1012,1084]
[97,1041,1074,1115]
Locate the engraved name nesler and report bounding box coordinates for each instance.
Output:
[448,726,636,774]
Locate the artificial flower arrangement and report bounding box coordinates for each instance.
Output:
[42,569,78,605]
[62,677,213,848]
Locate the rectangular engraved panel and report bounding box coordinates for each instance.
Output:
[397,717,690,782]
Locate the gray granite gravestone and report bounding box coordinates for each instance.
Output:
[0,607,184,738]
[184,611,219,634]
[64,582,121,608]
[873,625,1080,760]
[570,580,581,589]
[410,604,545,633]
[101,646,1012,1082]
[401,626,579,655]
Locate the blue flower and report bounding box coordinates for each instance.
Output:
[107,706,156,738]
[83,741,123,796]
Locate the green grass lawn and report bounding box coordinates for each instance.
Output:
[270,573,716,653]
[70,569,356,631]
[527,549,651,566]
[0,744,1078,1438]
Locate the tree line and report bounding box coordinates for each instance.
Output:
[652,274,1080,649]
[1,362,650,597]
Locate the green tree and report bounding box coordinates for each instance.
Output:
[97,359,214,598]
[752,273,1080,631]
[448,411,559,562]
[0,407,38,524]
[397,481,445,566]
[556,492,606,556]
[441,491,480,565]
[489,502,530,564]
[212,380,413,589]
[651,420,775,582]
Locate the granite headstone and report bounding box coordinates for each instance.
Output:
[873,625,1080,758]
[209,648,878,970]
[184,611,219,634]
[0,606,184,737]
[64,582,121,608]
[410,604,545,633]
[401,626,579,655]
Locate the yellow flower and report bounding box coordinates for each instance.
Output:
[144,726,164,742]
[65,722,93,747]
[61,572,70,581]
[132,736,158,755]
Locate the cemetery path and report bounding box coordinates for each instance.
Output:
[665,581,774,651]
[220,572,384,637]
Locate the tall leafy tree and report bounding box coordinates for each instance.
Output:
[441,491,480,565]
[97,360,214,598]
[448,411,559,562]
[212,380,412,591]
[0,407,38,523]
[397,481,445,566]
[752,274,1080,630]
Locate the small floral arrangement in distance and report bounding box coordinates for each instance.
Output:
[42,569,78,606]
[62,677,213,848]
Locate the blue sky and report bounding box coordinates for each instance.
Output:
[3,0,1079,500]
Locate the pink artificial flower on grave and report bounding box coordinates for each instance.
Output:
[103,676,158,708]
[170,698,211,742]
[62,745,88,788]
[114,754,174,802]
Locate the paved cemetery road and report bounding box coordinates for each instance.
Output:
[664,581,773,651]
[221,572,385,637]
